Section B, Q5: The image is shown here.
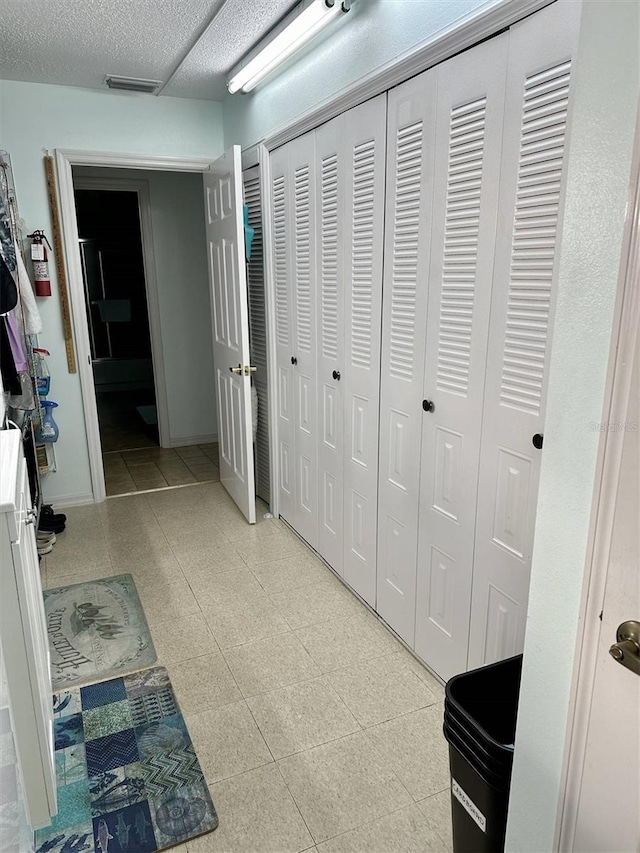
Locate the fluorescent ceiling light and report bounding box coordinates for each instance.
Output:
[105,75,161,94]
[227,0,350,94]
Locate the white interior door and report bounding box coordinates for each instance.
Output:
[272,131,318,546]
[342,94,386,607]
[569,186,640,852]
[468,2,581,667]
[290,131,319,549]
[377,67,437,646]
[573,311,639,852]
[414,34,508,681]
[271,143,296,524]
[204,145,256,523]
[316,112,346,574]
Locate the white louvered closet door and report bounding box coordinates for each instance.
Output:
[316,113,346,573]
[342,94,386,606]
[414,35,509,681]
[271,144,296,524]
[468,1,581,668]
[243,166,270,505]
[377,71,437,645]
[289,131,319,549]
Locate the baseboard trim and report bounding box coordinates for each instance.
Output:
[168,434,218,448]
[45,492,97,508]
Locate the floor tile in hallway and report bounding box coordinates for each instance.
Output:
[41,483,452,852]
[103,442,220,495]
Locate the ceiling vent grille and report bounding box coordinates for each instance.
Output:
[104,75,161,94]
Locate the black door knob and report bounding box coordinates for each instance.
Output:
[332,370,341,381]
[422,399,435,413]
[291,356,297,365]
[532,433,544,449]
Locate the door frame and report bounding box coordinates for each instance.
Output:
[55,150,213,502]
[556,122,640,850]
[72,175,170,455]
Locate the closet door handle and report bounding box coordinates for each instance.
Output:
[291,356,297,365]
[422,399,435,413]
[532,433,544,449]
[332,370,341,381]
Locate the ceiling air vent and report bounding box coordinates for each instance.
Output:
[104,75,161,94]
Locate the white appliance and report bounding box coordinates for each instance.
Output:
[0,428,57,829]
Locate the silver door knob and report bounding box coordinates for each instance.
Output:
[609,620,640,675]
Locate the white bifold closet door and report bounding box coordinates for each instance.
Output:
[272,131,319,549]
[414,34,509,680]
[316,95,386,605]
[376,69,437,645]
[377,32,508,656]
[378,0,579,679]
[467,1,581,668]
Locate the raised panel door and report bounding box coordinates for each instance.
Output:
[316,113,346,571]
[342,94,387,606]
[271,144,296,524]
[414,34,509,680]
[377,71,437,645]
[290,131,319,549]
[468,1,581,668]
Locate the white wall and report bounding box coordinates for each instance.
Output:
[222,0,497,148]
[506,2,639,850]
[0,80,224,503]
[73,166,217,446]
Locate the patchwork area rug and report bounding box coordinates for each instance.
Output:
[44,574,157,689]
[36,666,219,853]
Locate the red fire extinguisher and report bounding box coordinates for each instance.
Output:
[27,230,53,297]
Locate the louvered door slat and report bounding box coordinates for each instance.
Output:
[468,0,580,670]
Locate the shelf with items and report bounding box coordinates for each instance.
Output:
[1,149,58,481]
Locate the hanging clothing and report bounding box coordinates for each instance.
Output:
[14,242,42,335]
[0,316,21,395]
[5,310,27,372]
[0,253,17,314]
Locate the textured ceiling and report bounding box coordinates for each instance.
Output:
[0,0,297,101]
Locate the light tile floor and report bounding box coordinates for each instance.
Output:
[103,443,220,496]
[41,482,453,853]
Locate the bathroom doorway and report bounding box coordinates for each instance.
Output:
[75,185,159,455]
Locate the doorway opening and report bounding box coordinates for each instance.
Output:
[75,187,158,454]
[71,167,222,497]
[57,150,273,516]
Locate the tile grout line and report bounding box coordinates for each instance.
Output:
[273,727,417,848]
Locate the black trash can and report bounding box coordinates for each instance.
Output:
[443,655,523,853]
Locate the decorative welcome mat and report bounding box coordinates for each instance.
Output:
[44,574,157,689]
[36,667,219,853]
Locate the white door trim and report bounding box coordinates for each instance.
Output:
[55,149,214,503]
[556,120,640,851]
[259,0,556,152]
[56,150,213,173]
[73,176,171,452]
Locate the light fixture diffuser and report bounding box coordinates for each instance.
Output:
[105,75,162,94]
[227,0,350,94]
